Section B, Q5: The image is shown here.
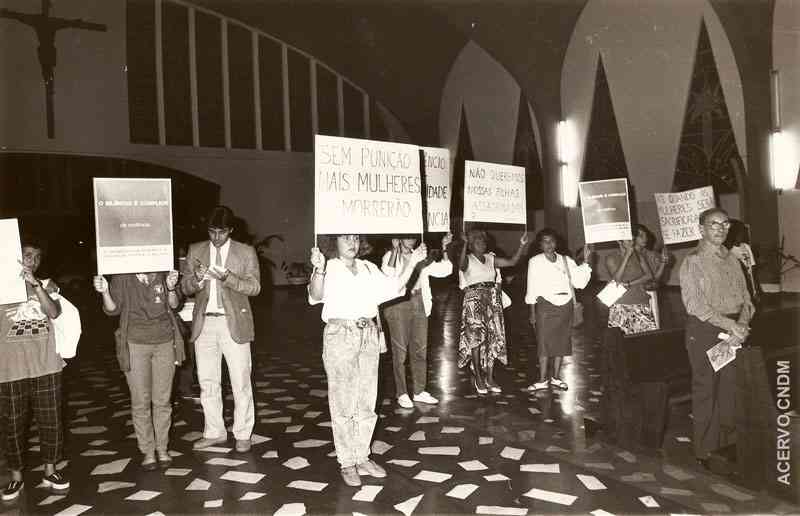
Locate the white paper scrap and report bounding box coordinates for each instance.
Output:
[484,473,510,482]
[352,485,383,502]
[204,500,223,508]
[408,431,426,441]
[125,490,161,501]
[577,474,607,490]
[458,460,488,471]
[521,463,560,473]
[97,481,136,493]
[221,471,265,484]
[662,464,694,481]
[288,480,327,492]
[475,506,527,515]
[39,495,66,506]
[639,496,660,507]
[394,494,423,516]
[500,446,525,460]
[387,459,419,467]
[206,457,247,467]
[416,416,439,424]
[239,491,267,501]
[274,503,306,516]
[479,436,494,445]
[418,446,460,456]
[262,450,279,458]
[91,458,130,475]
[441,426,464,434]
[164,468,191,476]
[293,439,330,448]
[616,451,637,463]
[446,483,479,500]
[283,456,310,470]
[197,446,233,453]
[590,510,616,516]
[414,470,452,483]
[523,487,577,506]
[54,505,92,516]
[185,478,211,491]
[710,483,755,501]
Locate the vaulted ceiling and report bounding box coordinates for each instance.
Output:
[187,0,588,145]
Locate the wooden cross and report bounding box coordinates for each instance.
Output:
[1,0,107,138]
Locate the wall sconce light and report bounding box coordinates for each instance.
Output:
[770,130,797,190]
[771,69,781,132]
[558,120,578,207]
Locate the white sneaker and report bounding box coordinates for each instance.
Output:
[413,391,439,404]
[397,394,413,409]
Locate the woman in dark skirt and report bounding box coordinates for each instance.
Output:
[525,229,592,391]
[458,229,528,394]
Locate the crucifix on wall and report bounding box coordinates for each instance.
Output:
[0,0,107,139]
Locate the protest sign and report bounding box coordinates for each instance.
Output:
[578,178,632,244]
[0,218,28,305]
[315,135,423,235]
[421,147,451,232]
[463,160,526,225]
[654,186,716,244]
[93,178,174,275]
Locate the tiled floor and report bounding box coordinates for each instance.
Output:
[0,284,796,515]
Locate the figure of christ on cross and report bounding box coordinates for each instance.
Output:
[1,0,107,139]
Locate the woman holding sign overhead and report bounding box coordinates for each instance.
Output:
[93,271,185,471]
[458,229,529,395]
[605,224,668,335]
[308,234,425,487]
[525,229,592,392]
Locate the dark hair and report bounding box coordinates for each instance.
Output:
[724,219,749,248]
[20,235,46,255]
[633,224,654,249]
[318,234,361,260]
[698,207,728,225]
[534,228,561,251]
[206,205,235,230]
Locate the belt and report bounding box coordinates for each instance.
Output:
[204,312,226,317]
[328,317,376,329]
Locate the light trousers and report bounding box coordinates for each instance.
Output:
[125,341,175,455]
[322,320,379,468]
[194,317,254,440]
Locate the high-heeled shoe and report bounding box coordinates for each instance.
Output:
[485,378,502,393]
[472,376,488,395]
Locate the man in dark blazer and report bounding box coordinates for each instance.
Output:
[181,206,261,452]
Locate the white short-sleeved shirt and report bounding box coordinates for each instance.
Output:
[525,253,592,306]
[309,258,402,322]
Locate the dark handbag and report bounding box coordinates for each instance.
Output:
[563,255,584,328]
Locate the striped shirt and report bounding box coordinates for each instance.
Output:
[679,240,754,331]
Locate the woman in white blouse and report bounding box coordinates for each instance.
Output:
[525,229,592,391]
[458,229,528,395]
[308,235,425,487]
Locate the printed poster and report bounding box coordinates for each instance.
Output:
[93,177,174,275]
[578,178,632,244]
[463,160,526,225]
[0,218,27,305]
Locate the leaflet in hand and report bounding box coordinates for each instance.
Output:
[706,333,740,372]
[597,281,627,307]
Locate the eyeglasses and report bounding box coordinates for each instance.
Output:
[705,220,731,231]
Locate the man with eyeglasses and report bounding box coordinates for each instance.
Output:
[679,207,754,469]
[181,206,261,453]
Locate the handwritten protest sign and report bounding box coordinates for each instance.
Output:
[463,160,526,224]
[654,186,715,244]
[578,178,632,244]
[93,178,174,275]
[421,147,451,232]
[315,135,423,234]
[0,218,27,305]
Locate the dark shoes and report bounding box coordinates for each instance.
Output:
[1,481,23,502]
[141,454,158,471]
[157,450,172,468]
[42,472,70,493]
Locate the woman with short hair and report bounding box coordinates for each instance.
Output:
[308,234,424,487]
[605,224,668,335]
[525,228,592,391]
